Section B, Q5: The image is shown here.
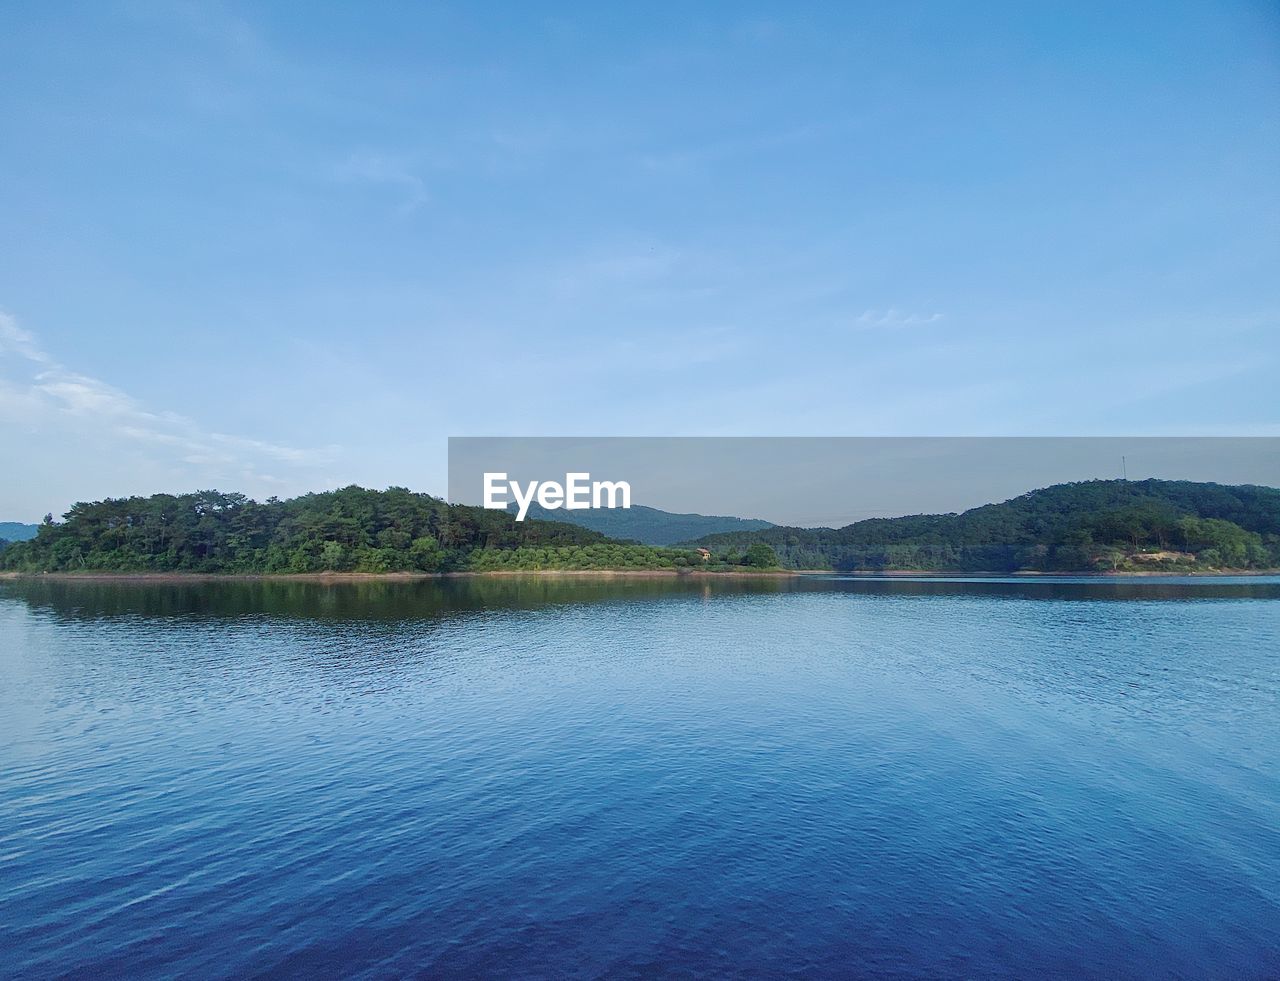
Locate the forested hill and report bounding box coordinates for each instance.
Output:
[512,502,772,546]
[0,522,39,543]
[691,479,1280,572]
[0,487,711,574]
[5,480,1278,575]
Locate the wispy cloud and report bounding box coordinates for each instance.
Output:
[0,314,53,364]
[0,310,334,488]
[734,18,786,43]
[547,246,683,300]
[855,309,945,329]
[639,122,833,177]
[334,152,430,214]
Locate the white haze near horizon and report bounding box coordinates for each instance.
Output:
[2,5,1277,519]
[449,437,1280,528]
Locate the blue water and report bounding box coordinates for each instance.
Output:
[2,576,1278,978]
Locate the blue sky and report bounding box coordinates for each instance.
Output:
[1,2,1278,518]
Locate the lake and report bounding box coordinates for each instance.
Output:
[2,575,1278,978]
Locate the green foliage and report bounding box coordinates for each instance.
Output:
[409,535,446,572]
[6,479,1277,575]
[695,479,1280,572]
[1174,517,1267,568]
[464,542,701,571]
[515,502,773,546]
[744,543,780,568]
[0,486,607,574]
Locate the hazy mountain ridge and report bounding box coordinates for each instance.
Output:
[511,502,773,546]
[691,479,1280,572]
[3,480,1277,574]
[0,522,39,543]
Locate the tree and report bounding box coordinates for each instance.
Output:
[319,541,346,570]
[4,479,1277,575]
[409,535,446,572]
[744,543,779,568]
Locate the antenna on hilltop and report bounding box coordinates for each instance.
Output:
[1122,455,1127,480]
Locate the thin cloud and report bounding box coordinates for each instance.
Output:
[335,152,430,214]
[0,310,334,486]
[639,122,833,176]
[0,313,52,364]
[855,309,945,329]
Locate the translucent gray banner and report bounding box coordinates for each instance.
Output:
[448,437,1279,527]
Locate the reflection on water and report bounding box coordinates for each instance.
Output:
[7,572,1280,622]
[2,574,790,622]
[1,575,1278,978]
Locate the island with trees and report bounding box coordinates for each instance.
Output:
[1,479,1276,577]
[694,479,1280,573]
[0,486,779,575]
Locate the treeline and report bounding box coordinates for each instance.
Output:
[0,486,697,574]
[692,479,1280,572]
[514,502,774,546]
[6,479,1272,576]
[469,543,699,572]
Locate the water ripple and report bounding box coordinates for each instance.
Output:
[1,577,1278,978]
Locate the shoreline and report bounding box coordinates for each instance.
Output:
[0,569,798,583]
[791,568,1280,578]
[2,568,1276,583]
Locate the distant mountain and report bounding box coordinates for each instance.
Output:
[691,479,1280,572]
[0,522,39,543]
[7,481,1277,575]
[513,502,773,546]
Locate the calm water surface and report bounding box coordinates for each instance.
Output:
[2,575,1278,978]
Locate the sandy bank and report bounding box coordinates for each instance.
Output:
[792,568,1280,578]
[0,569,798,583]
[3,568,1274,583]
